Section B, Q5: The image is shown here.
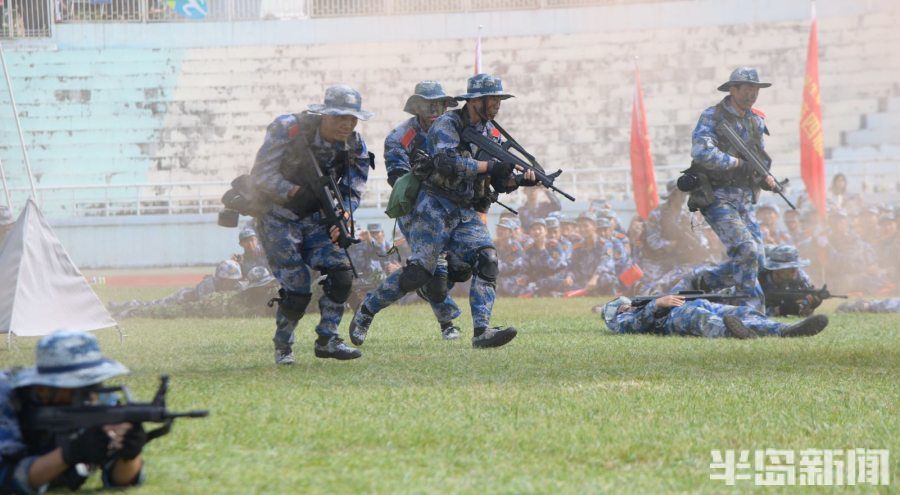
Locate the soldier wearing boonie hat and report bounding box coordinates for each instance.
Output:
[351,74,541,351]
[687,66,778,312]
[250,85,375,364]
[1,330,147,492]
[600,293,828,339]
[759,244,821,317]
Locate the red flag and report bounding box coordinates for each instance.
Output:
[630,64,659,220]
[474,26,483,74]
[618,264,644,287]
[800,6,826,219]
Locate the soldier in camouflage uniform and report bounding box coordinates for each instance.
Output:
[758,245,820,317]
[108,260,244,318]
[688,67,780,311]
[234,227,268,277]
[837,298,900,313]
[382,81,462,339]
[1,331,146,493]
[251,85,373,363]
[122,266,280,319]
[637,180,712,286]
[351,73,539,349]
[495,218,530,296]
[600,294,828,339]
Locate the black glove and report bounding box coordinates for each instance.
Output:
[515,174,540,187]
[118,423,147,460]
[59,426,110,465]
[284,186,319,216]
[487,160,514,181]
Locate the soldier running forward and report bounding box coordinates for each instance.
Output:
[350,73,539,350]
[251,85,373,364]
[383,81,462,340]
[686,67,779,311]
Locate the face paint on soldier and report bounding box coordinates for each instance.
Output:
[467,96,502,123]
[416,101,450,131]
[771,268,798,284]
[729,84,759,113]
[320,114,358,143]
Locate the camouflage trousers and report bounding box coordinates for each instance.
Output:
[257,211,351,345]
[665,299,785,337]
[363,192,494,329]
[397,213,461,323]
[837,298,900,313]
[700,188,765,311]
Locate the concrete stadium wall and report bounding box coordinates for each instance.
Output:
[1,0,897,267]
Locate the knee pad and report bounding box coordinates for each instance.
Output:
[398,263,433,293]
[421,272,449,303]
[276,288,311,321]
[446,252,473,283]
[474,247,499,283]
[321,267,354,304]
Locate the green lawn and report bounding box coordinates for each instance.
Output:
[4,292,898,494]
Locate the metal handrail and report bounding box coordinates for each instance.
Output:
[7,158,898,216]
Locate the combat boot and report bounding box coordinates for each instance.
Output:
[349,305,374,346]
[314,336,361,360]
[440,324,460,340]
[723,316,753,339]
[274,345,295,365]
[782,314,828,337]
[472,326,518,348]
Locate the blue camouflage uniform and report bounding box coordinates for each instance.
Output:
[360,107,500,329]
[384,115,461,324]
[837,298,900,313]
[689,67,774,311]
[602,298,786,338]
[357,75,528,343]
[1,332,143,494]
[251,101,370,350]
[758,245,818,317]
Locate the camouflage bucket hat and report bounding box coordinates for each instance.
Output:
[215,260,243,281]
[456,73,515,101]
[718,66,772,92]
[527,218,547,230]
[309,85,374,121]
[545,217,561,229]
[238,227,257,241]
[595,217,613,229]
[0,206,13,226]
[497,218,518,231]
[601,297,632,327]
[763,245,810,271]
[403,80,458,114]
[244,266,276,289]
[11,330,129,389]
[366,223,383,233]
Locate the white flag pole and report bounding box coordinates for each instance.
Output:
[0,41,38,205]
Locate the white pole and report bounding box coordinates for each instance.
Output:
[0,156,11,208]
[0,41,38,204]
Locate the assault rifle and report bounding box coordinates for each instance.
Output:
[766,284,847,305]
[285,140,360,277]
[461,122,575,202]
[411,148,519,215]
[631,290,749,309]
[21,375,208,442]
[716,120,795,210]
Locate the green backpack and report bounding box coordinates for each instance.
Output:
[384,172,421,219]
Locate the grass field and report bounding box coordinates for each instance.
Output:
[4,289,898,494]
